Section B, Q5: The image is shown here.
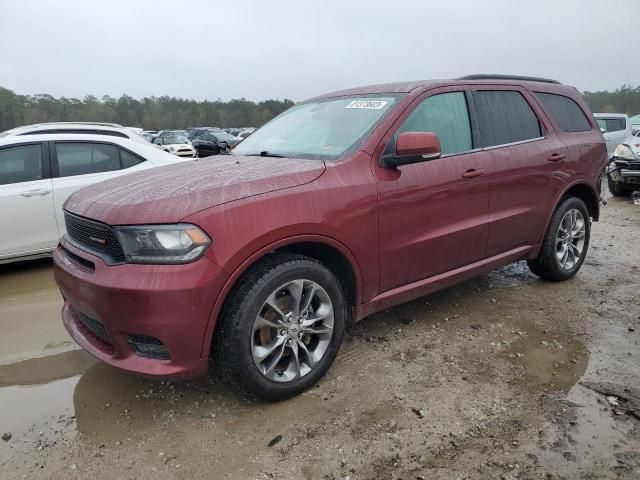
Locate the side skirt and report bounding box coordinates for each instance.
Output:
[355,245,535,321]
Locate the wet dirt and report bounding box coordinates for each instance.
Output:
[0,192,639,479]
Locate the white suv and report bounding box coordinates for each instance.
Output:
[0,133,189,264]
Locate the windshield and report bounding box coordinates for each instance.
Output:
[164,136,188,144]
[233,95,401,160]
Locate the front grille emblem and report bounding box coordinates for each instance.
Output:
[89,236,107,245]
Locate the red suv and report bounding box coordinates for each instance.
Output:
[54,75,606,400]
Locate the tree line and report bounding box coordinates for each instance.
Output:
[582,85,640,116]
[2,84,640,133]
[0,85,295,132]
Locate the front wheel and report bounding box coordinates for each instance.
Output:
[214,253,347,401]
[527,197,590,281]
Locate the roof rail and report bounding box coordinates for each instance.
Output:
[459,74,561,85]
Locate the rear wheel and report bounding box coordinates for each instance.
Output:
[214,253,347,401]
[607,174,629,197]
[527,197,590,281]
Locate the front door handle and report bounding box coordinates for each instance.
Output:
[20,188,51,197]
[461,169,486,179]
[548,153,566,162]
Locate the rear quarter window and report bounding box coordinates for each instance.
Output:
[534,93,592,133]
[472,91,542,147]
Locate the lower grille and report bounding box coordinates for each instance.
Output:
[74,309,112,347]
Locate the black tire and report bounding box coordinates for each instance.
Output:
[527,196,590,282]
[607,174,629,197]
[213,253,347,401]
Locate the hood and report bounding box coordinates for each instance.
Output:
[64,155,326,224]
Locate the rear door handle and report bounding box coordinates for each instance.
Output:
[461,169,486,179]
[548,153,566,162]
[20,188,51,197]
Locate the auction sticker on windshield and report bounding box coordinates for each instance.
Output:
[345,100,388,109]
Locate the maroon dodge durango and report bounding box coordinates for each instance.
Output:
[54,75,607,400]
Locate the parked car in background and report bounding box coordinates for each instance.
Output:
[607,130,640,196]
[629,114,640,134]
[0,133,189,264]
[152,135,197,157]
[54,75,605,401]
[156,130,189,138]
[225,128,244,137]
[191,131,240,156]
[237,130,253,140]
[0,122,150,144]
[187,127,223,140]
[594,113,632,157]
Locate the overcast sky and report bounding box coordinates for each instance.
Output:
[0,0,637,102]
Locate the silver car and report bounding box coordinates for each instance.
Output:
[607,130,640,196]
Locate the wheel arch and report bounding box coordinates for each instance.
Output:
[200,235,362,358]
[531,180,599,259]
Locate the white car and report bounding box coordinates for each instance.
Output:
[594,113,632,158]
[0,122,150,144]
[0,133,190,264]
[151,135,197,157]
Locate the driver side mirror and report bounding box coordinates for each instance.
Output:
[381,132,442,168]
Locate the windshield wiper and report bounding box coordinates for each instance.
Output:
[242,151,290,158]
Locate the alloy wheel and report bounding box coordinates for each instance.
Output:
[251,279,334,383]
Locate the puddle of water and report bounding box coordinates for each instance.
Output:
[0,259,68,364]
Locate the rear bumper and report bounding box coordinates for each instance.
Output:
[54,237,228,379]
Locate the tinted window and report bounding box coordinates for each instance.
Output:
[597,118,625,133]
[0,144,43,186]
[534,93,591,133]
[393,92,473,155]
[473,91,542,147]
[56,143,120,177]
[120,149,145,169]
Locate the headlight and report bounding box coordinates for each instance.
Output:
[169,146,175,152]
[115,224,211,264]
[614,144,635,160]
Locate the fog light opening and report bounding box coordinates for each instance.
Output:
[127,335,170,360]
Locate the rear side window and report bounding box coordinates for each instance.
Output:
[394,92,473,155]
[596,118,626,133]
[534,93,591,133]
[0,144,43,185]
[56,143,120,177]
[120,149,145,169]
[473,91,542,147]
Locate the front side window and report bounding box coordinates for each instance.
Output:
[0,144,43,186]
[473,90,542,147]
[534,93,591,133]
[56,143,120,177]
[233,95,401,160]
[392,92,473,155]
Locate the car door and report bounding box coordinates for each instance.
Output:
[470,87,568,257]
[50,141,148,235]
[0,142,59,259]
[376,88,490,291]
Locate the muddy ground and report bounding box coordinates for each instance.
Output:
[1,192,639,480]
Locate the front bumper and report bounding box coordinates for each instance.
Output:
[53,236,228,378]
[609,158,640,186]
